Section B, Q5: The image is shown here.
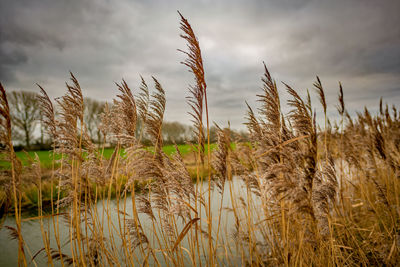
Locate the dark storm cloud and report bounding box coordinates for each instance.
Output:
[0,47,28,81]
[0,0,399,128]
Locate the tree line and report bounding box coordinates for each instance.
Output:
[6,90,248,150]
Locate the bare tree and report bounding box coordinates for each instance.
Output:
[84,98,105,143]
[162,121,189,144]
[8,91,40,149]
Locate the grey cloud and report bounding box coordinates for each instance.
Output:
[0,24,65,50]
[0,44,28,82]
[0,0,399,129]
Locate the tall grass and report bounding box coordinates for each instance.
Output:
[0,13,399,266]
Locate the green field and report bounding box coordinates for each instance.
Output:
[0,143,217,169]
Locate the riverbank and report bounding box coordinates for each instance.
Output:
[0,144,217,214]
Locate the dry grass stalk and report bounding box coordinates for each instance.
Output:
[0,83,26,266]
[1,13,399,267]
[146,77,166,162]
[178,11,207,164]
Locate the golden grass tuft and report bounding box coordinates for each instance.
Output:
[0,13,399,267]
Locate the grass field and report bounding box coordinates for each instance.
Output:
[0,143,217,169]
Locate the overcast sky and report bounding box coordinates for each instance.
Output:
[1,0,399,129]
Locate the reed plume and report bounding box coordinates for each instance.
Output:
[337,82,345,117]
[1,13,399,267]
[37,84,57,141]
[115,79,138,145]
[212,126,231,193]
[178,11,207,164]
[0,83,14,220]
[286,83,317,200]
[137,76,150,142]
[314,76,327,116]
[146,77,166,162]
[0,83,26,265]
[55,72,85,159]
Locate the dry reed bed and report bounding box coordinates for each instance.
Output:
[0,13,399,266]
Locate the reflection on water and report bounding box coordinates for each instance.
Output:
[0,177,262,266]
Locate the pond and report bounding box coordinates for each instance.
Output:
[0,177,263,266]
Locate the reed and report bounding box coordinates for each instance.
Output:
[1,83,28,266]
[0,13,399,267]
